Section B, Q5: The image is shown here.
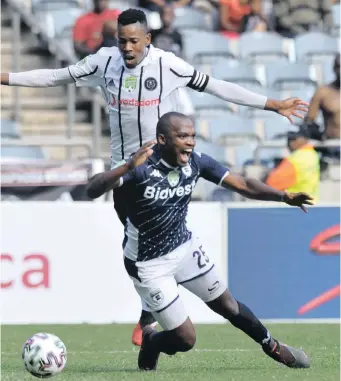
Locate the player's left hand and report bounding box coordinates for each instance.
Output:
[283,191,314,213]
[129,140,156,169]
[278,98,309,124]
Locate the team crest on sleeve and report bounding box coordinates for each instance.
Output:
[182,165,192,178]
[144,77,158,91]
[123,75,137,93]
[167,171,180,187]
[76,57,88,66]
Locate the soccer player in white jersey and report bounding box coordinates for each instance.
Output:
[1,8,309,346]
[86,111,312,371]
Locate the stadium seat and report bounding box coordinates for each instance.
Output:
[32,0,81,13]
[1,120,20,139]
[189,91,232,118]
[36,8,84,39]
[332,4,340,37]
[173,7,211,31]
[265,61,317,90]
[294,33,339,64]
[263,118,293,140]
[183,32,236,65]
[210,187,235,202]
[194,138,228,164]
[1,146,46,160]
[211,61,262,87]
[238,32,288,64]
[319,180,340,203]
[323,58,336,84]
[233,142,258,168]
[204,114,259,144]
[108,0,137,10]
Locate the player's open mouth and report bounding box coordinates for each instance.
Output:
[123,55,135,64]
[179,149,192,163]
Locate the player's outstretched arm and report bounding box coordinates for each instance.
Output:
[204,77,309,123]
[221,172,314,212]
[1,68,75,87]
[87,140,156,199]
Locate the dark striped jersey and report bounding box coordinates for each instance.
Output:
[119,150,229,261]
[68,45,209,167]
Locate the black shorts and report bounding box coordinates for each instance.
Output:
[113,186,128,226]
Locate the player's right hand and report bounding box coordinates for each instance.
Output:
[128,140,156,169]
[283,191,314,213]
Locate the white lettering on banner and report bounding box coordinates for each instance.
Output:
[1,202,225,324]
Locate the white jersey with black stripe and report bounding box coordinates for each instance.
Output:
[68,45,208,168]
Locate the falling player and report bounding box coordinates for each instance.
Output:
[86,111,312,370]
[0,8,309,346]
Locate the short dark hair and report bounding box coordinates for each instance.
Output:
[117,8,148,29]
[156,112,188,137]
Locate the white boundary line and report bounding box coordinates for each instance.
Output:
[260,319,340,324]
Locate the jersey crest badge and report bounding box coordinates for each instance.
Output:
[123,75,137,93]
[144,77,157,91]
[168,171,180,187]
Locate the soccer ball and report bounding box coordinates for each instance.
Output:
[22,333,67,378]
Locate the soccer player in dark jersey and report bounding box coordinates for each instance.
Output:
[87,111,312,371]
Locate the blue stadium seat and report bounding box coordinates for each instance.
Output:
[1,120,20,139]
[294,33,339,64]
[212,61,262,87]
[265,61,317,90]
[1,146,46,160]
[239,32,288,64]
[184,32,236,65]
[174,7,211,31]
[194,138,227,164]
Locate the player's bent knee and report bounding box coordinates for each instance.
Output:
[174,318,196,352]
[206,289,239,318]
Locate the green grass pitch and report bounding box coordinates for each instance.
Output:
[1,324,339,381]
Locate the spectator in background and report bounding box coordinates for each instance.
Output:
[138,0,193,13]
[220,0,267,38]
[266,126,320,202]
[73,0,120,59]
[97,20,118,50]
[305,54,340,142]
[273,0,333,38]
[151,5,183,57]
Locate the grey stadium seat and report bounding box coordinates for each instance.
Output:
[1,146,46,160]
[294,33,339,64]
[205,114,259,144]
[323,57,336,84]
[263,118,293,140]
[212,61,262,87]
[32,0,81,12]
[265,61,317,90]
[332,4,340,36]
[174,7,211,31]
[1,120,20,139]
[36,8,84,39]
[184,32,236,65]
[188,91,232,118]
[239,32,288,64]
[194,138,227,165]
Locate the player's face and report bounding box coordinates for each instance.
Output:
[118,23,151,68]
[160,118,196,167]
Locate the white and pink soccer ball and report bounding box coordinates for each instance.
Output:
[22,333,67,378]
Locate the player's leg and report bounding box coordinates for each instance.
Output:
[124,252,197,371]
[176,237,310,369]
[113,187,156,346]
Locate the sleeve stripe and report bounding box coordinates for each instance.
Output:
[187,70,209,92]
[218,170,230,186]
[67,67,76,82]
[75,65,98,79]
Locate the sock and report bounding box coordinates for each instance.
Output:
[228,301,275,348]
[139,310,156,328]
[148,330,189,355]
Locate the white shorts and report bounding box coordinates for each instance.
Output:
[124,236,226,330]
